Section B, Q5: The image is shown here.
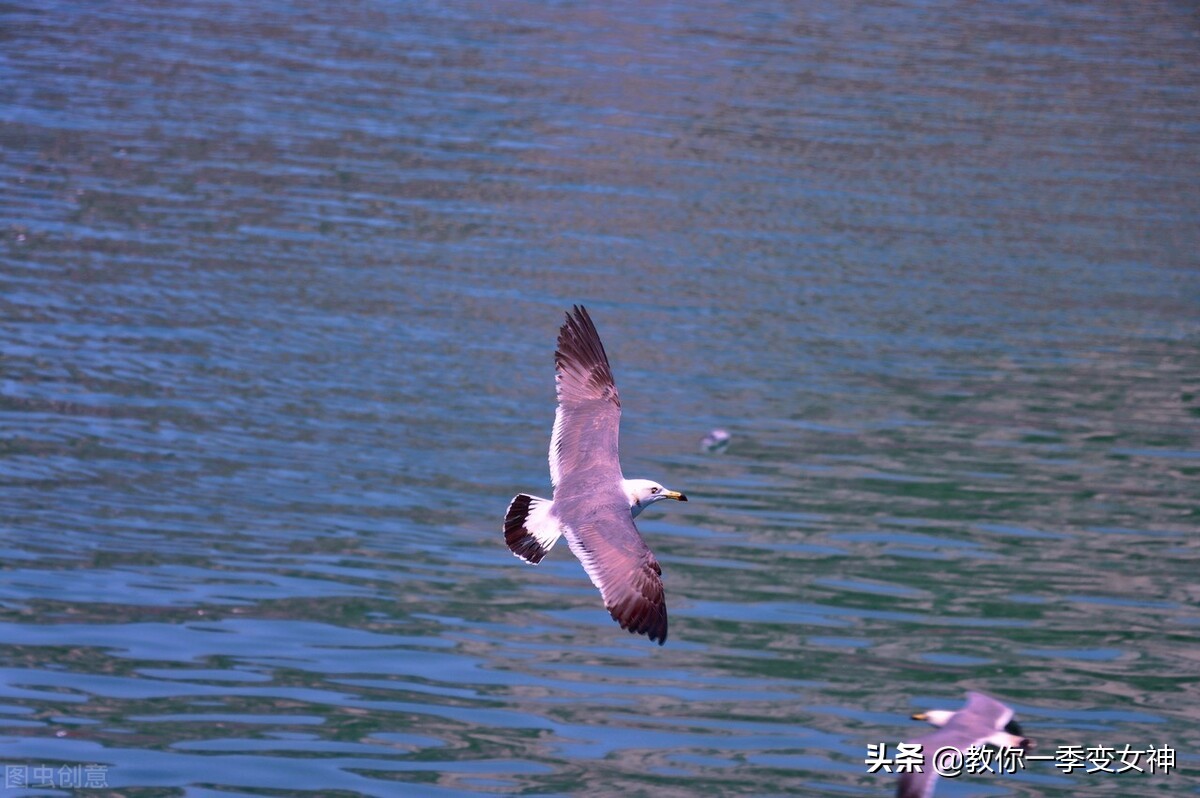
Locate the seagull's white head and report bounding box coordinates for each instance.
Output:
[623,479,687,518]
[911,710,956,727]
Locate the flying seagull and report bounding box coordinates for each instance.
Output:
[897,691,1033,798]
[504,305,687,645]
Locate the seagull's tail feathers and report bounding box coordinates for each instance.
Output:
[504,494,563,564]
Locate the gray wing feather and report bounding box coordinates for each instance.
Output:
[563,510,668,645]
[550,305,622,487]
[896,725,967,798]
[961,692,1013,731]
[896,767,936,798]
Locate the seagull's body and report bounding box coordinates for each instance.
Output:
[897,692,1033,798]
[504,306,686,645]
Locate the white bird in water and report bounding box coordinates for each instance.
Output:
[897,691,1033,798]
[701,428,731,453]
[504,305,687,645]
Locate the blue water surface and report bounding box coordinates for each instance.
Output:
[2,0,1198,795]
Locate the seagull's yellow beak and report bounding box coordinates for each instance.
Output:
[911,712,927,721]
[664,490,687,502]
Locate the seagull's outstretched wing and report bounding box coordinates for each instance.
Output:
[896,721,982,798]
[549,305,622,487]
[897,718,983,798]
[563,512,668,645]
[895,749,940,798]
[960,692,1014,733]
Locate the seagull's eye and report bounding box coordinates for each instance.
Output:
[650,487,659,494]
